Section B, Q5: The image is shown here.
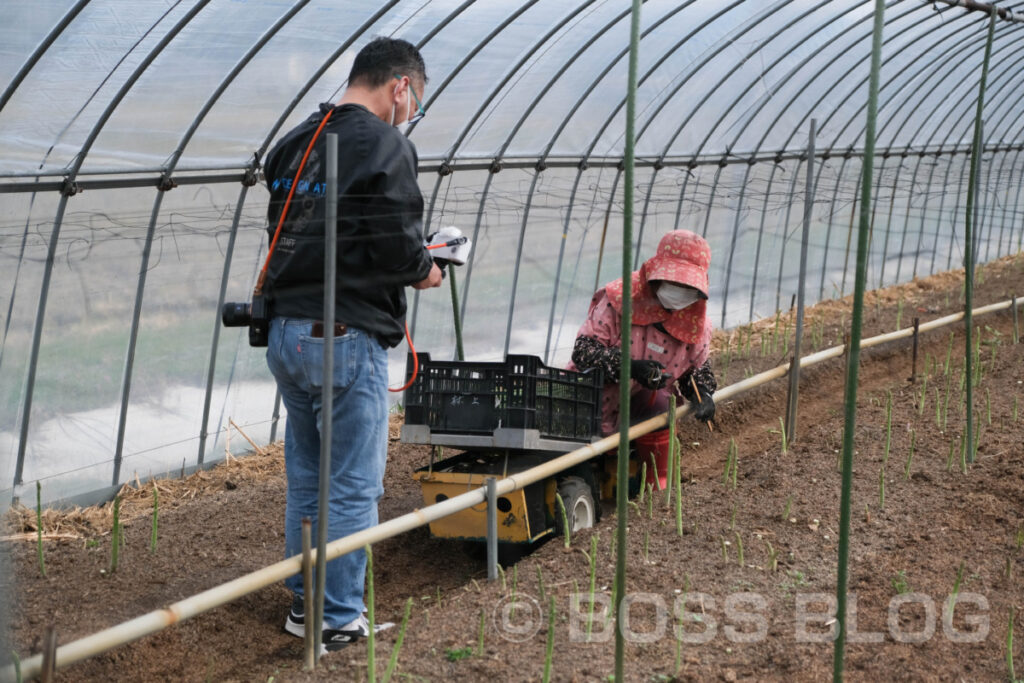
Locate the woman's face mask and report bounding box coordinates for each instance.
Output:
[655,282,701,310]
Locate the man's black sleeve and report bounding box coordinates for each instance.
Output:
[360,135,434,286]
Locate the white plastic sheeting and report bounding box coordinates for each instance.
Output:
[4,1,1024,172]
[2,0,1023,506]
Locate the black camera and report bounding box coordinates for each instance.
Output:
[221,294,271,347]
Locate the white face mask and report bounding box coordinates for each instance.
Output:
[389,83,413,135]
[655,282,701,310]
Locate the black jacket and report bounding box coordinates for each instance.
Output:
[263,103,434,347]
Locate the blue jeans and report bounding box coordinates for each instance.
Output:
[266,317,388,628]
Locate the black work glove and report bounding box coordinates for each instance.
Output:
[690,391,716,423]
[434,257,449,279]
[630,359,670,390]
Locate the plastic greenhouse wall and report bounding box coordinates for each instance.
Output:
[1,0,1022,508]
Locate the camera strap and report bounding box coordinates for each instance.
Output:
[254,106,337,297]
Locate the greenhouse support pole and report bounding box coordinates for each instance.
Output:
[503,171,540,356]
[10,0,211,505]
[0,0,89,115]
[313,133,340,660]
[486,477,497,581]
[112,201,160,486]
[407,175,444,340]
[543,169,584,364]
[184,1,313,465]
[773,162,806,313]
[456,172,495,325]
[197,185,250,464]
[615,2,641,681]
[834,2,883,681]
[965,9,995,463]
[786,119,815,443]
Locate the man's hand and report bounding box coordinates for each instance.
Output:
[630,359,670,390]
[412,262,443,289]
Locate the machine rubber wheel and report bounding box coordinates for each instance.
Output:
[556,476,596,535]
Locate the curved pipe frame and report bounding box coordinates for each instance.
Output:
[0,0,91,116]
[113,0,312,486]
[13,0,213,498]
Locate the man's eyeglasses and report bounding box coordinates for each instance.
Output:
[394,74,426,125]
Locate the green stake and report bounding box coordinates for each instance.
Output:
[964,9,996,464]
[448,264,464,361]
[835,2,884,679]
[614,0,641,669]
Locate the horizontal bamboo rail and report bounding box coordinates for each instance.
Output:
[3,294,1022,683]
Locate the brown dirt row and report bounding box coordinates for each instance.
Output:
[3,252,1024,681]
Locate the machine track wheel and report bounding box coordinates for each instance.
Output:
[556,476,596,535]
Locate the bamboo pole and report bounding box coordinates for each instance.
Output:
[834,2,884,680]
[615,3,642,679]
[964,9,996,464]
[7,295,1024,683]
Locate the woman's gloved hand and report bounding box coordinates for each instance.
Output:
[690,391,716,423]
[630,359,670,389]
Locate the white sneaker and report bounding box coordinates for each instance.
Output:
[341,612,396,636]
[285,596,394,653]
[321,613,395,652]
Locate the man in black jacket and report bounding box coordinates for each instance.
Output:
[263,37,442,653]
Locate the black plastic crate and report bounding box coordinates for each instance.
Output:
[404,353,602,442]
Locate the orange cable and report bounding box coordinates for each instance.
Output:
[389,322,418,392]
[255,108,335,294]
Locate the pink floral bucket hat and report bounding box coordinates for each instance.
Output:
[604,230,711,344]
[643,230,711,297]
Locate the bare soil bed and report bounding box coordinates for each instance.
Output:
[4,254,1024,682]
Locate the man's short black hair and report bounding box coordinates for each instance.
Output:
[348,37,427,89]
